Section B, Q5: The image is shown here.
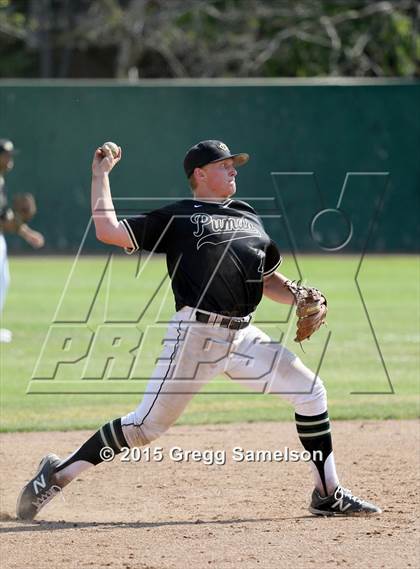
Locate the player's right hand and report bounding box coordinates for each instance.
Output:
[91,145,122,176]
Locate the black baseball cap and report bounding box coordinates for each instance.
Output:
[0,139,17,154]
[183,140,249,178]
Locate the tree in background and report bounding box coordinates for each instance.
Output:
[0,0,418,78]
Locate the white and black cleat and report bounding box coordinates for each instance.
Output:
[309,485,382,516]
[16,453,62,520]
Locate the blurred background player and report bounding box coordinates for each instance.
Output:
[0,139,45,343]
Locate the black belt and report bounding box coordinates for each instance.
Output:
[195,310,251,330]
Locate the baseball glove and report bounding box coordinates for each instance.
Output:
[284,280,327,342]
[12,193,37,223]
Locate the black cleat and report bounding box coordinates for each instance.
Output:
[16,453,62,520]
[309,485,382,516]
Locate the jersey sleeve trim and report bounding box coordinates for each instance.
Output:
[263,255,283,276]
[263,239,283,276]
[121,218,139,255]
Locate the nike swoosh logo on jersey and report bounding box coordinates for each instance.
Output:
[196,232,261,250]
[194,204,202,208]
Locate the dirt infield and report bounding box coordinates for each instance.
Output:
[1,420,418,569]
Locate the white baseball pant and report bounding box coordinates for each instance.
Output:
[122,306,327,447]
[0,234,10,313]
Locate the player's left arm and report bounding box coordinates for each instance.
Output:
[16,223,44,248]
[0,200,44,248]
[263,272,295,305]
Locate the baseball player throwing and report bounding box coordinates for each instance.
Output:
[17,140,381,519]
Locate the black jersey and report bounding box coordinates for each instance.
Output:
[122,198,282,317]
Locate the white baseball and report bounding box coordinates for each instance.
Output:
[101,141,119,158]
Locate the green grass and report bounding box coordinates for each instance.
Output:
[1,254,419,431]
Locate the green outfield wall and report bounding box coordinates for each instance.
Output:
[1,79,419,254]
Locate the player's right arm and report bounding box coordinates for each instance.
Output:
[91,145,132,248]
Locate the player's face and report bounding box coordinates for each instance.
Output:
[201,158,237,198]
[0,151,14,173]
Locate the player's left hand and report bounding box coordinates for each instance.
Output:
[284,280,328,342]
[92,145,122,177]
[22,228,45,249]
